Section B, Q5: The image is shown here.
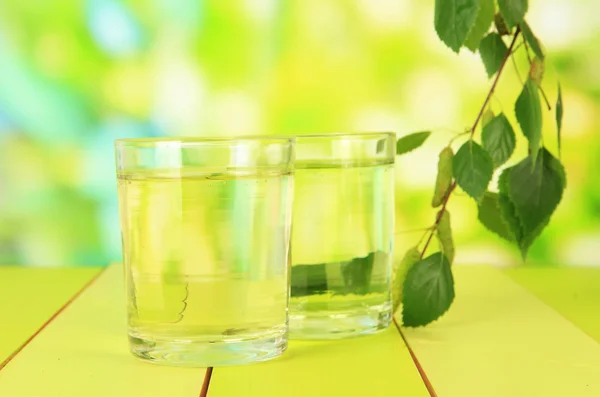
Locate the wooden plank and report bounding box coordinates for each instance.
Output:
[506,267,600,343]
[0,265,207,397]
[0,266,101,364]
[208,327,430,397]
[402,266,600,397]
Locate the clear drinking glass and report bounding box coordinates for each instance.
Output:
[115,136,294,366]
[289,132,395,339]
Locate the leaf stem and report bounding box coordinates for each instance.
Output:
[491,94,504,112]
[522,37,533,64]
[470,27,522,138]
[510,53,524,85]
[449,130,470,145]
[521,39,552,111]
[538,86,552,110]
[511,41,524,54]
[395,226,434,235]
[420,181,457,259]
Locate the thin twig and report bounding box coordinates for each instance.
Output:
[416,228,431,248]
[428,126,469,135]
[511,41,524,54]
[420,182,456,259]
[470,27,522,138]
[420,29,522,259]
[449,130,470,145]
[522,37,551,110]
[522,38,533,64]
[395,226,434,235]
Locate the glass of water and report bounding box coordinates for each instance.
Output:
[115,137,294,367]
[289,132,395,339]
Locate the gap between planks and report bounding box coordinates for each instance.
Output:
[0,266,108,372]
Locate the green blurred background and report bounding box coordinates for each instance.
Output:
[0,0,598,267]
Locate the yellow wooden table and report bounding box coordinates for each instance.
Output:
[0,264,599,396]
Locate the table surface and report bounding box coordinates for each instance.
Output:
[0,265,599,397]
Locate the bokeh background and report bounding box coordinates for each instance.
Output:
[0,0,598,267]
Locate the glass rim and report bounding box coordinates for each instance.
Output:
[295,131,395,141]
[115,135,295,148]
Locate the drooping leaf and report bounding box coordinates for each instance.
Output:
[464,0,496,52]
[482,108,495,127]
[499,149,566,257]
[437,210,455,264]
[529,57,545,86]
[497,0,528,28]
[396,131,431,155]
[482,113,516,168]
[517,216,550,258]
[434,0,480,53]
[432,146,454,207]
[515,78,542,164]
[556,83,563,158]
[453,140,494,201]
[402,252,455,327]
[520,21,545,59]
[494,12,511,35]
[392,247,421,313]
[506,148,566,235]
[478,191,514,241]
[479,33,509,78]
[498,169,545,257]
[498,171,523,242]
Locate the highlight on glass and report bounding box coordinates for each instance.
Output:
[289,132,395,339]
[115,136,295,367]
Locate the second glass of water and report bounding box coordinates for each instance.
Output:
[115,137,294,367]
[289,132,395,339]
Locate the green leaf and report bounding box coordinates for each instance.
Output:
[402,252,455,327]
[434,0,480,53]
[464,0,495,52]
[479,33,509,78]
[453,140,494,201]
[482,113,516,168]
[506,148,566,235]
[520,21,545,59]
[437,210,455,264]
[556,83,563,158]
[494,12,511,35]
[518,217,550,258]
[515,78,542,164]
[498,177,548,257]
[497,0,528,28]
[498,169,547,256]
[432,146,454,207]
[482,108,495,127]
[498,171,523,242]
[396,131,431,155]
[499,149,566,257]
[478,191,514,241]
[392,247,421,313]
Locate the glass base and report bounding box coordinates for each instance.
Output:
[129,331,287,367]
[289,304,392,340]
